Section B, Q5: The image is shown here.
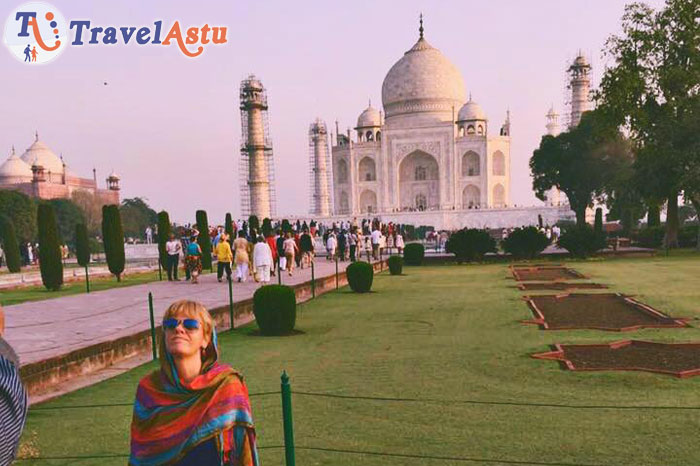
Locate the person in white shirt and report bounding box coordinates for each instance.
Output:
[395,233,405,255]
[253,235,273,284]
[145,226,153,244]
[165,234,182,281]
[326,233,337,261]
[370,227,382,260]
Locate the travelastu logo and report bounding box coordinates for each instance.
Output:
[3,2,228,64]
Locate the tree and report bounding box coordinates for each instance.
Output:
[225,213,234,241]
[248,215,260,234]
[261,217,272,237]
[0,190,37,242]
[530,110,632,225]
[120,197,158,241]
[37,203,64,291]
[75,223,91,293]
[594,208,603,234]
[48,198,85,247]
[102,205,125,281]
[0,215,22,273]
[157,211,171,270]
[196,210,212,270]
[597,0,699,247]
[71,190,103,235]
[647,204,661,227]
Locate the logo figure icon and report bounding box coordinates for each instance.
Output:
[3,2,66,64]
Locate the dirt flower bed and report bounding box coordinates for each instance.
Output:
[511,266,586,282]
[518,282,607,291]
[532,340,700,378]
[523,293,689,331]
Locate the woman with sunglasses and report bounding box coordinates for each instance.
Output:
[129,300,259,465]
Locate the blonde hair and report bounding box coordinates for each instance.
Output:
[162,300,214,341]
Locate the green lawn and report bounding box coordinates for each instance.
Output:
[17,252,700,465]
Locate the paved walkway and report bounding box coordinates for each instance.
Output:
[4,258,356,366]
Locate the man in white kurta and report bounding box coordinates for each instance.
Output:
[253,237,273,284]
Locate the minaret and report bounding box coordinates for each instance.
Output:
[568,53,591,128]
[309,118,332,216]
[545,105,560,136]
[239,75,275,218]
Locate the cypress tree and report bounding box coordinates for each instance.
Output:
[0,215,22,273]
[102,205,125,281]
[196,210,212,270]
[157,211,171,270]
[262,217,272,237]
[75,223,91,292]
[225,213,234,241]
[594,207,604,234]
[37,203,64,291]
[248,215,260,233]
[647,204,661,227]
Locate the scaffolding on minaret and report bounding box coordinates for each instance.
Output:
[239,75,277,218]
[308,118,333,216]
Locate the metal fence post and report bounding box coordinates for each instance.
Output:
[228,275,235,330]
[278,258,282,285]
[158,257,163,281]
[85,265,90,293]
[148,292,157,360]
[335,255,339,290]
[311,260,315,298]
[281,371,296,466]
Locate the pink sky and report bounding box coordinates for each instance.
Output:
[0,0,666,224]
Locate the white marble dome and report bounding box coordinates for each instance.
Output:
[457,98,487,121]
[0,148,33,183]
[20,133,64,174]
[381,37,466,119]
[356,104,381,128]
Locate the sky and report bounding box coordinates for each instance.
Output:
[0,0,667,224]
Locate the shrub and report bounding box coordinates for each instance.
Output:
[0,215,22,273]
[157,210,171,270]
[38,203,64,291]
[253,285,296,335]
[196,210,212,270]
[678,225,699,248]
[633,226,665,248]
[75,223,91,267]
[403,243,425,265]
[346,261,374,292]
[388,255,403,275]
[102,205,125,281]
[502,227,549,260]
[445,228,496,263]
[557,225,606,258]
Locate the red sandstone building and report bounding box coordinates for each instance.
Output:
[0,132,120,203]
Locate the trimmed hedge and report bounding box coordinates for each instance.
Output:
[633,226,665,248]
[0,215,21,272]
[102,205,125,281]
[346,261,374,293]
[678,225,698,248]
[38,203,64,291]
[157,210,171,270]
[388,255,403,275]
[502,227,549,260]
[557,225,606,258]
[75,223,90,267]
[403,243,425,265]
[445,228,496,263]
[253,285,297,335]
[196,210,212,270]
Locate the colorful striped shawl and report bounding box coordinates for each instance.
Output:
[129,331,258,465]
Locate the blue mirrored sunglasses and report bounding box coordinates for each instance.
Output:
[163,318,200,331]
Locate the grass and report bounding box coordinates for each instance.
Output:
[17,252,700,465]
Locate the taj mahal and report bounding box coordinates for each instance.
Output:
[304,18,577,229]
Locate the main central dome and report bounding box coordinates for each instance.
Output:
[381,34,466,121]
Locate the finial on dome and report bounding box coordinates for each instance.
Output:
[11,145,15,155]
[419,13,424,39]
[368,98,372,107]
[35,130,39,142]
[469,92,472,101]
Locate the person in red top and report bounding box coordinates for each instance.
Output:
[265,234,278,276]
[293,231,302,268]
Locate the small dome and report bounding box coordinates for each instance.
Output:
[20,132,64,175]
[457,98,487,122]
[356,104,381,128]
[572,55,589,67]
[0,147,33,182]
[107,170,120,180]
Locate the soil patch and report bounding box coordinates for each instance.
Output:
[524,293,689,331]
[518,283,607,291]
[532,340,700,378]
[511,266,585,281]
